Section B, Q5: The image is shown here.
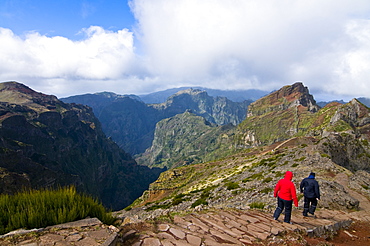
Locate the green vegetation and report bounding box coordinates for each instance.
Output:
[262,177,273,183]
[225,182,240,190]
[0,187,114,235]
[146,203,172,211]
[191,198,208,208]
[274,171,284,178]
[190,185,216,208]
[242,172,264,182]
[294,156,306,162]
[260,187,273,194]
[321,153,330,158]
[249,202,265,209]
[361,185,369,190]
[298,193,304,201]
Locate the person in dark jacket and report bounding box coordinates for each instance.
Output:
[273,171,298,224]
[300,172,320,217]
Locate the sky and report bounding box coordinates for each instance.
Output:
[0,0,370,101]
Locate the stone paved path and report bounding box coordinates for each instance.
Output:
[1,207,368,245]
[0,218,119,246]
[122,208,357,245]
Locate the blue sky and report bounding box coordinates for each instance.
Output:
[0,0,370,101]
[0,0,135,39]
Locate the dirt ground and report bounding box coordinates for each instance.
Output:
[303,220,370,246]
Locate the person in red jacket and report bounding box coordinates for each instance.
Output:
[273,171,299,224]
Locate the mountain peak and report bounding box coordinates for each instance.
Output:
[247,82,319,117]
[172,88,205,97]
[0,81,58,108]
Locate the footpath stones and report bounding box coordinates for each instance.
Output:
[123,208,355,245]
[0,207,361,245]
[0,218,118,246]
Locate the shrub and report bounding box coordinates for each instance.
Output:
[191,198,208,208]
[294,157,306,162]
[260,187,273,194]
[249,202,265,209]
[146,203,171,211]
[242,172,264,182]
[291,163,299,167]
[274,171,283,178]
[361,185,369,190]
[262,177,273,183]
[0,187,114,235]
[297,194,304,201]
[225,182,240,190]
[321,153,330,158]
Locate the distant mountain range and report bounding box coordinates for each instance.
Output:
[138,87,269,103]
[62,89,251,155]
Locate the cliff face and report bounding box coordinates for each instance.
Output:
[153,89,249,126]
[136,111,236,169]
[0,82,162,210]
[62,89,250,155]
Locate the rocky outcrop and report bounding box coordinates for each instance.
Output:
[0,82,162,210]
[247,82,320,117]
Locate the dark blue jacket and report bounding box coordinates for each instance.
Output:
[300,175,320,199]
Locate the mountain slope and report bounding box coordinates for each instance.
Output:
[0,81,162,210]
[136,111,236,169]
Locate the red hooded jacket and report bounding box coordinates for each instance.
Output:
[274,171,298,207]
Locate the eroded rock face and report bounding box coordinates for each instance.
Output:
[320,180,359,210]
[0,82,162,210]
[349,170,370,196]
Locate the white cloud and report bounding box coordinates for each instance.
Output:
[0,26,144,96]
[130,0,370,99]
[1,0,370,100]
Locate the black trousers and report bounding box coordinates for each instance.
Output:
[273,197,293,223]
[303,197,318,215]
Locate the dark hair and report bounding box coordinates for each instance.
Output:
[310,172,315,177]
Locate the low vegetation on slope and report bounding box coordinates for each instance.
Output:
[0,187,115,235]
[121,133,370,221]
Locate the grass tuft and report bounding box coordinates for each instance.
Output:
[0,186,114,235]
